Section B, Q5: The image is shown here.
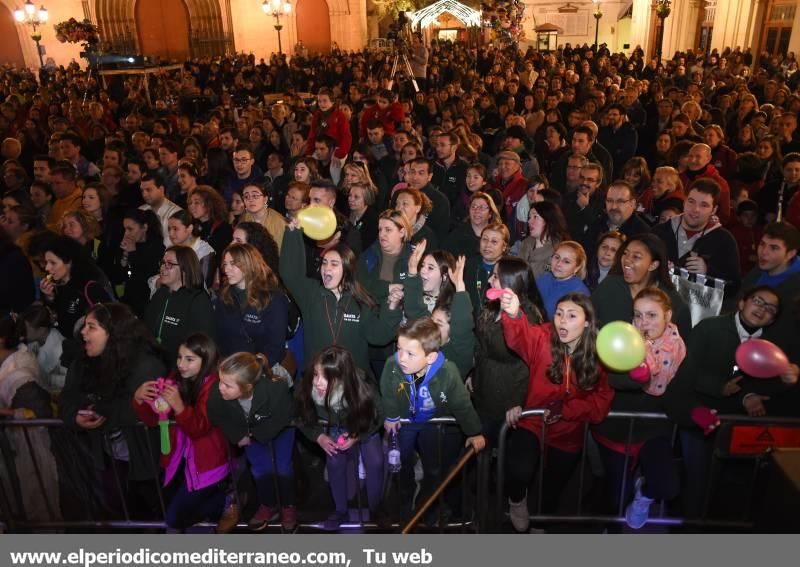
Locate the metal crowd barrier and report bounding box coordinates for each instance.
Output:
[495,410,800,532]
[0,417,487,534]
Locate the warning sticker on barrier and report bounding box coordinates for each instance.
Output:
[729,425,800,455]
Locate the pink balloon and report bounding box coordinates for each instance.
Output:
[735,339,790,379]
[486,288,505,301]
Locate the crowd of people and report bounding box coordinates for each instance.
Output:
[1,36,799,534]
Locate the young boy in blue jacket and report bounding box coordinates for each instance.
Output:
[381,317,485,522]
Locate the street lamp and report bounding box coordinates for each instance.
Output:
[262,0,292,55]
[14,1,48,67]
[592,0,602,53]
[655,0,672,65]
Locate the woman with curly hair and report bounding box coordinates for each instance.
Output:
[186,185,233,257]
[58,302,166,518]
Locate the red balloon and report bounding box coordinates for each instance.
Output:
[735,339,790,379]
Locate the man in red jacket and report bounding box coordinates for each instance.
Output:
[491,151,529,226]
[680,143,732,224]
[305,87,351,165]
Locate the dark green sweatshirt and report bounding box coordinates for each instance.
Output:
[379,356,481,436]
[143,286,216,364]
[280,228,403,372]
[403,274,475,378]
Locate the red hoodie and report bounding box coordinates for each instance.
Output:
[358,102,405,139]
[501,314,614,453]
[305,107,352,159]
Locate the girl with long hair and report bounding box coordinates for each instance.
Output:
[167,210,215,288]
[280,220,403,374]
[535,241,591,319]
[109,208,165,316]
[295,346,384,531]
[143,246,215,362]
[213,243,289,379]
[132,334,233,531]
[516,201,570,278]
[472,256,544,445]
[58,303,166,519]
[404,240,476,377]
[207,351,296,532]
[500,291,613,532]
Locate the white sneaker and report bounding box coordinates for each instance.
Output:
[508,494,530,532]
[625,477,654,530]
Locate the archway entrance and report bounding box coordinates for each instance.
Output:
[135,0,191,61]
[296,0,331,54]
[0,5,26,67]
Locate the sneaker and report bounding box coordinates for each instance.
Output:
[508,494,530,533]
[216,503,240,534]
[248,505,278,531]
[281,505,298,532]
[322,511,348,532]
[625,477,654,530]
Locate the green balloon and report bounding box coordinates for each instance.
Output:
[596,321,646,372]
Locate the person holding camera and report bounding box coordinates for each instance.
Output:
[410,33,429,92]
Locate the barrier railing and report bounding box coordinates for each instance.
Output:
[0,417,487,534]
[4,412,799,533]
[494,410,800,531]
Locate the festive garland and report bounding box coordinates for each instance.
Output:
[481,0,526,45]
[53,18,100,49]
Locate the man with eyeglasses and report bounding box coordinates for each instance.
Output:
[222,144,264,205]
[674,285,798,420]
[735,222,800,361]
[563,162,602,243]
[653,178,740,296]
[583,180,649,253]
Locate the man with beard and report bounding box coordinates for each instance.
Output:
[583,180,650,252]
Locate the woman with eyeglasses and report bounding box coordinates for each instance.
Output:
[238,183,287,251]
[143,246,215,363]
[444,192,502,259]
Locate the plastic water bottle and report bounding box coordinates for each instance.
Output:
[388,431,401,473]
[358,452,366,480]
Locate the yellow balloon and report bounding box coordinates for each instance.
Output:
[297,205,337,241]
